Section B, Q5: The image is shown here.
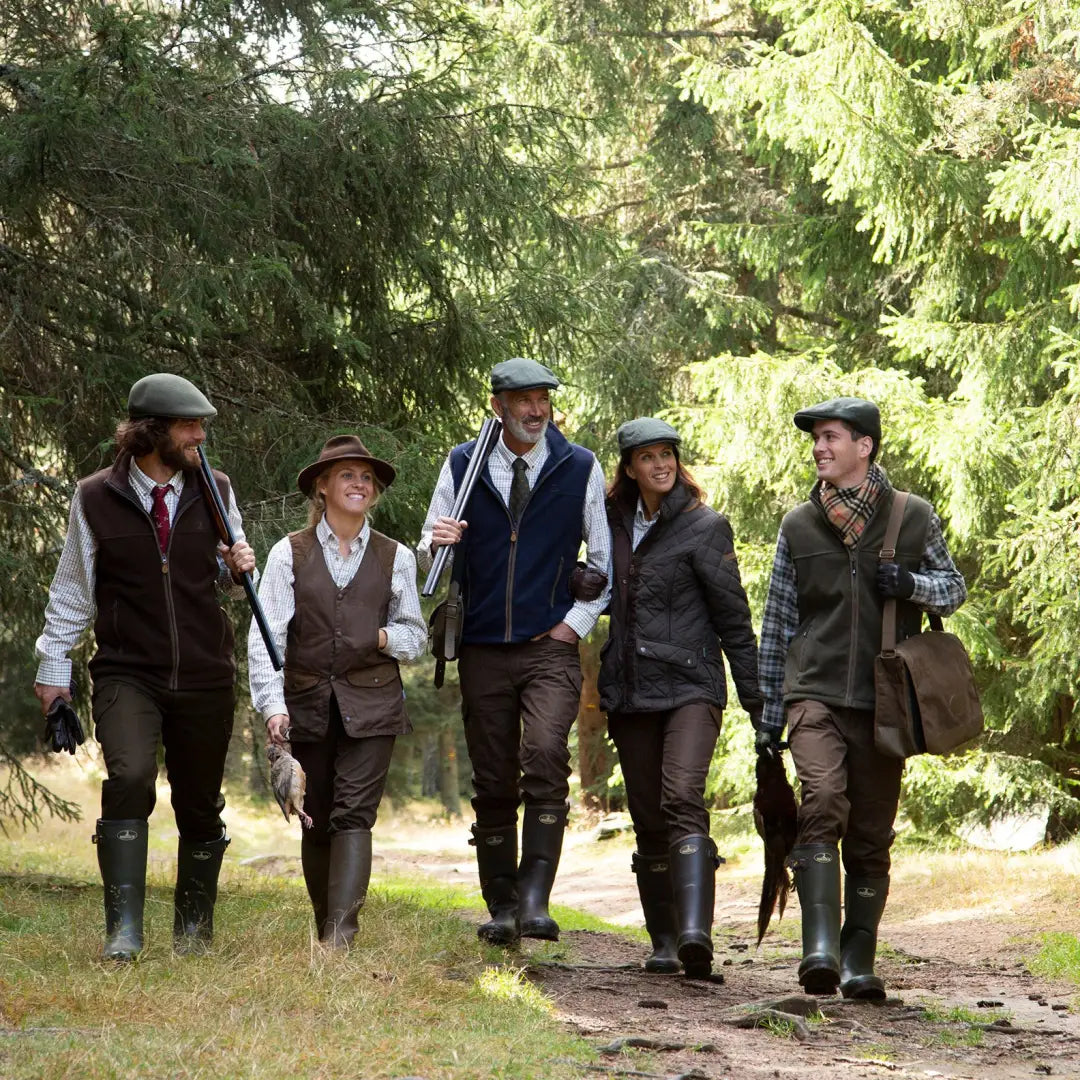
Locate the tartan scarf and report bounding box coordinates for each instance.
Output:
[817,463,888,548]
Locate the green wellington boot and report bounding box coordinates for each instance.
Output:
[669,834,719,980]
[322,829,373,950]
[792,843,841,995]
[839,875,889,1001]
[94,819,149,962]
[174,831,230,955]
[632,852,681,974]
[471,823,520,946]
[518,805,568,941]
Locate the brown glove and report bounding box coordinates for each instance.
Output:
[570,562,608,602]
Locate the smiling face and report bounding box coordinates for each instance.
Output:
[491,388,551,451]
[157,418,207,473]
[625,441,679,500]
[317,459,378,523]
[811,419,873,489]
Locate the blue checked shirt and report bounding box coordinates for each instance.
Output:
[758,501,967,734]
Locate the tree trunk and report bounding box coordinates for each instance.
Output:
[438,726,462,818]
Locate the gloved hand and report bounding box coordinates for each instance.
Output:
[754,726,785,754]
[876,561,915,599]
[42,698,86,755]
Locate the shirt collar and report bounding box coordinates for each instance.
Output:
[129,459,184,498]
[317,513,369,553]
[634,496,658,526]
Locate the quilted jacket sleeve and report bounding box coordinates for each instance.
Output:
[692,512,763,715]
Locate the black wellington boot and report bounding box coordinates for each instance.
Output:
[791,843,841,995]
[322,829,372,951]
[518,805,568,941]
[470,823,519,946]
[94,819,148,962]
[174,831,230,955]
[301,833,332,938]
[840,875,889,1001]
[632,852,681,974]
[669,834,718,980]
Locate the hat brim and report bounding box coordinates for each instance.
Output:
[297,454,397,496]
[620,435,681,454]
[793,409,877,438]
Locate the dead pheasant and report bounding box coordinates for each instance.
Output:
[753,745,798,945]
[267,744,313,829]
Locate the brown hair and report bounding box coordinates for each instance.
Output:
[113,417,172,459]
[306,461,385,528]
[606,444,705,511]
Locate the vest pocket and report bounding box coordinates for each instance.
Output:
[549,556,565,608]
[634,637,698,669]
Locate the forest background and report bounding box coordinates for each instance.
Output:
[3,0,1080,841]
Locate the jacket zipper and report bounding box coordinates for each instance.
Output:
[549,556,564,608]
[846,547,858,704]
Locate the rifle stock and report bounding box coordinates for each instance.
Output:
[196,446,283,671]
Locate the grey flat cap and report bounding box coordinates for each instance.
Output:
[616,417,681,454]
[794,397,880,442]
[490,357,560,394]
[128,373,217,419]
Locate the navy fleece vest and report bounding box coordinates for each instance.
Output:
[449,425,593,644]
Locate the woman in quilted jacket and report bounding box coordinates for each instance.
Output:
[599,417,763,981]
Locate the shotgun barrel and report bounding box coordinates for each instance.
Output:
[196,446,283,671]
[421,417,502,598]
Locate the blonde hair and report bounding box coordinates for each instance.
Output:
[307,461,385,527]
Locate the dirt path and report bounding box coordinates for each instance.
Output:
[379,822,1080,1080]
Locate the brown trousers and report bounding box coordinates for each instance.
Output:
[786,699,904,878]
[290,695,396,841]
[458,637,582,827]
[92,677,235,841]
[608,702,721,854]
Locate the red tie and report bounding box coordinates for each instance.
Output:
[151,484,173,554]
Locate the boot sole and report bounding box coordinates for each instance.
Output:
[678,938,713,980]
[644,958,681,975]
[799,962,840,995]
[478,924,520,946]
[841,975,886,1001]
[520,918,559,941]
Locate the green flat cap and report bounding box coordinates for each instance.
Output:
[128,373,217,419]
[616,417,681,454]
[490,357,560,394]
[794,396,880,442]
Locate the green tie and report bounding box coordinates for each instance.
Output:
[509,456,529,522]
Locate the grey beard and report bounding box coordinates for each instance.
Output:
[503,414,548,445]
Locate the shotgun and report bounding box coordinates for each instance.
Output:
[196,445,283,671]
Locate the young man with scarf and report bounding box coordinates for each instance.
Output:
[757,397,966,1000]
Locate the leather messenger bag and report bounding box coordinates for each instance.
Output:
[873,491,984,759]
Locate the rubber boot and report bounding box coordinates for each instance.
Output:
[321,829,372,950]
[470,823,519,946]
[518,805,568,941]
[94,819,148,962]
[632,852,681,974]
[791,843,841,995]
[840,875,889,1001]
[669,834,718,980]
[301,833,332,938]
[173,831,230,955]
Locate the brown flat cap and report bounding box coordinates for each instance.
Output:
[297,435,396,496]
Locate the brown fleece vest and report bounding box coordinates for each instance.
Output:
[283,526,409,741]
[79,455,236,691]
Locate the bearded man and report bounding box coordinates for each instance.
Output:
[418,358,611,946]
[33,373,256,961]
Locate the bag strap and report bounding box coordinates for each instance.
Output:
[878,491,909,653]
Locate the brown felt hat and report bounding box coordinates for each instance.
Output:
[297,435,396,496]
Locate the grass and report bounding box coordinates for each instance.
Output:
[0,762,612,1080]
[1031,932,1080,984]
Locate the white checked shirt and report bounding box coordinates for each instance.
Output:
[248,515,427,721]
[632,497,660,551]
[417,429,612,638]
[34,460,246,686]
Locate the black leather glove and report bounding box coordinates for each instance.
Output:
[43,698,86,755]
[754,726,785,754]
[876,561,915,599]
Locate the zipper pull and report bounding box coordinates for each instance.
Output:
[161,558,169,574]
[510,530,517,543]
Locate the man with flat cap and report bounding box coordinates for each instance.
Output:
[33,372,256,961]
[418,358,611,946]
[757,397,967,999]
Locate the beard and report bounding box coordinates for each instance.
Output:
[156,433,199,473]
[503,413,549,446]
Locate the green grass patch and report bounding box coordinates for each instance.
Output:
[1031,933,1080,984]
[0,868,599,1079]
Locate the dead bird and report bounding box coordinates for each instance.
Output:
[267,744,314,829]
[753,745,799,945]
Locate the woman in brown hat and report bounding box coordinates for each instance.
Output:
[248,435,426,948]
